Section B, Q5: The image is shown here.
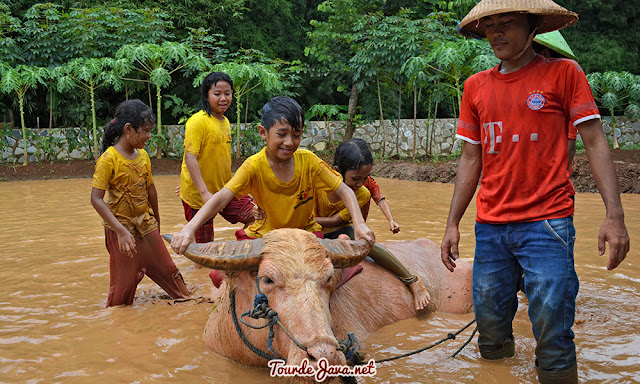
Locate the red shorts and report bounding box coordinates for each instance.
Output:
[104,228,189,307]
[182,195,254,243]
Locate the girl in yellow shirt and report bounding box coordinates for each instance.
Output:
[314,138,431,311]
[180,72,255,244]
[91,99,189,307]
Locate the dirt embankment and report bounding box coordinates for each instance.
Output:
[1,150,639,193]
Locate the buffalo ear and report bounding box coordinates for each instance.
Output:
[318,238,370,268]
[162,234,264,270]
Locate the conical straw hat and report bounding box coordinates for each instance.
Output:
[458,0,578,39]
[533,30,577,60]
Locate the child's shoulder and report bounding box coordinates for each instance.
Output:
[185,110,211,126]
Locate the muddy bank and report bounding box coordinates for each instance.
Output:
[1,149,639,193]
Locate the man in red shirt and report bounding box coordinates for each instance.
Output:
[440,1,630,383]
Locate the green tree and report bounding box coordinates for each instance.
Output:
[350,11,450,156]
[117,42,209,158]
[0,4,24,66]
[205,58,284,158]
[55,57,128,159]
[306,0,386,139]
[587,71,640,149]
[404,38,497,132]
[306,104,348,150]
[0,64,49,165]
[556,0,639,74]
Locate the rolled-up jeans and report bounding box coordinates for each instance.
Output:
[473,217,579,371]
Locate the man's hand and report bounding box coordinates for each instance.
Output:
[440,226,461,272]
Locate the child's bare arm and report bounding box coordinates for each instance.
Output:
[184,152,213,202]
[378,198,400,233]
[148,183,160,232]
[91,187,136,257]
[315,213,348,229]
[334,183,375,245]
[171,187,235,254]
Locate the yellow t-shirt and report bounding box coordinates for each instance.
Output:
[91,146,157,237]
[180,110,233,209]
[225,148,343,238]
[315,186,371,234]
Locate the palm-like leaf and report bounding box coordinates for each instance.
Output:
[601,92,619,110]
[150,67,171,88]
[625,103,640,120]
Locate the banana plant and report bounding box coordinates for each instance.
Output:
[55,57,128,159]
[117,42,209,158]
[587,71,640,149]
[0,64,49,165]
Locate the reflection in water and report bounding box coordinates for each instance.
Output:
[0,176,638,383]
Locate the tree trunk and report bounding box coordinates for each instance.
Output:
[245,93,249,126]
[156,86,162,159]
[396,88,401,157]
[235,96,242,158]
[344,83,359,141]
[91,87,98,160]
[19,96,27,166]
[429,98,439,157]
[8,108,14,129]
[377,76,386,158]
[610,112,619,149]
[413,83,417,159]
[324,116,333,150]
[147,83,153,113]
[49,85,53,129]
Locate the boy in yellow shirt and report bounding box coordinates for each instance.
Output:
[180,72,255,244]
[171,96,374,255]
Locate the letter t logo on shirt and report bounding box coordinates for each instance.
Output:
[483,121,503,154]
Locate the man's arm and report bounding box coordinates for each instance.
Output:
[440,141,482,272]
[578,118,630,270]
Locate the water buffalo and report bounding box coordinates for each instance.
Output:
[167,228,472,372]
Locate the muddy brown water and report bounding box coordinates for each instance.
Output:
[1,176,638,383]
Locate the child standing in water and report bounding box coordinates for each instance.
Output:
[180,72,256,244]
[91,99,190,307]
[170,96,374,255]
[314,138,430,311]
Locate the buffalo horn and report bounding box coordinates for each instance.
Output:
[318,238,371,268]
[162,234,264,270]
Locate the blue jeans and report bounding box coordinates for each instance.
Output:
[473,217,579,371]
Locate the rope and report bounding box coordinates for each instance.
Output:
[374,318,477,364]
[230,287,281,361]
[337,333,365,366]
[230,274,309,362]
[230,273,477,365]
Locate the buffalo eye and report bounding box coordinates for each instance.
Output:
[261,276,274,285]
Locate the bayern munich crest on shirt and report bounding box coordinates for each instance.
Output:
[527,93,546,110]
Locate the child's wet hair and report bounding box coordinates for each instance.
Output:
[333,138,374,177]
[260,96,303,132]
[201,72,234,116]
[102,99,155,152]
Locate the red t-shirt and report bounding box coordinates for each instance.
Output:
[457,55,600,223]
[362,177,384,221]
